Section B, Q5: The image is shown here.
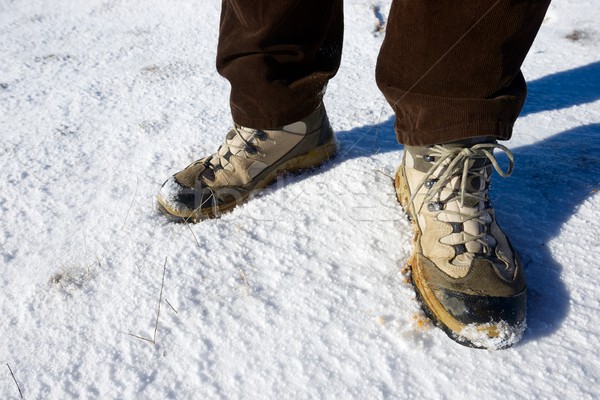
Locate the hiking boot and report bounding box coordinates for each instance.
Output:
[157,104,337,221]
[394,140,526,349]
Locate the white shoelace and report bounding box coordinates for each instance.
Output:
[208,126,272,170]
[406,143,514,252]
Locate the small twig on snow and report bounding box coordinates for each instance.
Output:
[7,363,24,399]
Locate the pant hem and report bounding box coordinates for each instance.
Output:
[381,87,524,146]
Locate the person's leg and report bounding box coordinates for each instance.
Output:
[379,0,551,348]
[217,0,344,129]
[376,0,551,146]
[157,0,343,221]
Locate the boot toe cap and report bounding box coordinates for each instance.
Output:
[157,176,216,219]
[429,286,527,349]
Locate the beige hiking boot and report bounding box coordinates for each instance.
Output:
[395,141,526,349]
[157,104,337,221]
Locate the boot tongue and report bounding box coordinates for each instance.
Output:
[280,120,307,134]
[461,158,489,208]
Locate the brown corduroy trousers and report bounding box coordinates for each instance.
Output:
[216,0,550,146]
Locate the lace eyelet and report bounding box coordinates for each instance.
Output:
[427,202,443,212]
[254,130,268,140]
[423,154,435,162]
[424,179,437,189]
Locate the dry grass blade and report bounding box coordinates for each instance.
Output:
[165,298,178,314]
[153,257,168,343]
[125,257,168,345]
[374,168,394,181]
[121,178,139,230]
[185,222,200,246]
[123,332,155,344]
[14,154,46,185]
[239,267,250,288]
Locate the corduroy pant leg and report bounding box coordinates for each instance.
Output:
[376,0,551,146]
[216,0,344,129]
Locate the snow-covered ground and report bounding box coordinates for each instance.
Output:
[1,0,600,398]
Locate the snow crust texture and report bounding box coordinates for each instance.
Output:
[2,0,600,399]
[456,321,526,351]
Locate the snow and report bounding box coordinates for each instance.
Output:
[456,321,526,351]
[1,0,600,398]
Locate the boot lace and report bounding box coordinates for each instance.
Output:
[207,126,275,170]
[406,143,514,254]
